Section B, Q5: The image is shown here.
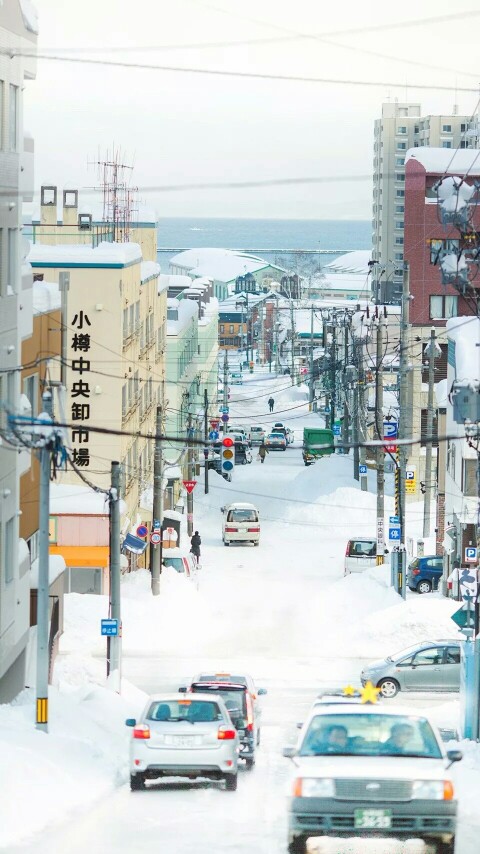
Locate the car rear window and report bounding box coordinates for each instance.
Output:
[190,684,247,716]
[197,674,248,686]
[227,509,258,522]
[347,540,376,557]
[299,713,442,759]
[146,700,222,722]
[163,557,184,573]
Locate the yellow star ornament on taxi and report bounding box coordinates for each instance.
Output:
[342,685,357,697]
[360,681,381,704]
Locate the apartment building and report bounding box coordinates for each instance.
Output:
[27,189,167,569]
[0,0,37,702]
[372,102,476,303]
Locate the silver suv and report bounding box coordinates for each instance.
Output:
[361,640,463,698]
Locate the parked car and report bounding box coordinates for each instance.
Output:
[221,502,260,546]
[126,693,239,791]
[226,425,250,445]
[360,639,463,698]
[180,678,260,769]
[247,425,267,445]
[266,432,287,451]
[229,372,243,385]
[408,554,444,593]
[344,536,378,575]
[162,548,197,577]
[283,703,461,854]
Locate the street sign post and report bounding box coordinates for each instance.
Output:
[183,480,197,494]
[405,468,416,494]
[101,618,119,636]
[389,516,399,524]
[136,524,148,539]
[333,422,341,436]
[221,413,229,423]
[389,527,401,541]
[359,464,367,475]
[208,430,219,441]
[150,532,161,545]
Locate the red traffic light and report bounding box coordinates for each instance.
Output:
[222,436,234,447]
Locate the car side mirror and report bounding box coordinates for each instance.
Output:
[178,686,187,693]
[446,749,463,767]
[258,687,267,696]
[283,746,297,759]
[220,506,225,513]
[125,718,136,727]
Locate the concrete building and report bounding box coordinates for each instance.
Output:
[402,148,479,536]
[0,0,37,702]
[372,102,477,303]
[27,191,167,569]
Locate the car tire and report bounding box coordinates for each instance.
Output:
[224,541,230,547]
[253,541,259,547]
[377,678,400,699]
[245,756,255,770]
[417,580,432,594]
[436,840,455,854]
[130,773,146,791]
[256,729,261,746]
[224,773,238,791]
[288,837,306,854]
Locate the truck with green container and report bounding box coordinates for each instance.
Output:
[302,427,335,466]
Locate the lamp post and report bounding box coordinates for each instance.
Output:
[236,293,250,365]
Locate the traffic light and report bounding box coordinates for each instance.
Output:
[221,436,235,475]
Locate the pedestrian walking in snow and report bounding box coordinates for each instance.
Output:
[258,441,269,463]
[268,397,274,413]
[190,531,201,560]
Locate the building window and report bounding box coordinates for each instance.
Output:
[396,189,405,198]
[394,252,404,261]
[395,237,404,245]
[229,324,234,334]
[429,295,458,319]
[461,123,466,132]
[462,459,477,496]
[395,173,405,182]
[9,84,18,151]
[442,141,452,148]
[219,324,224,333]
[460,140,468,149]
[442,124,452,133]
[396,142,407,150]
[8,228,17,291]
[122,384,127,418]
[395,220,404,229]
[395,205,405,213]
[395,157,404,166]
[23,373,38,416]
[397,126,407,134]
[5,517,15,583]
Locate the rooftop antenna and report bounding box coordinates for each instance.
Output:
[91,146,136,242]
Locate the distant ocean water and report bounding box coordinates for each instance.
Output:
[156,218,370,271]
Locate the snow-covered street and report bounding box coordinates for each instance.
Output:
[4,373,480,853]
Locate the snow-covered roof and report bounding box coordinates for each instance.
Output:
[32,280,61,314]
[30,554,66,589]
[405,148,480,175]
[316,273,370,294]
[170,247,286,284]
[19,0,39,35]
[159,273,192,292]
[50,483,111,516]
[324,250,372,275]
[446,316,480,384]
[167,297,198,335]
[28,241,143,267]
[170,247,265,270]
[140,260,160,283]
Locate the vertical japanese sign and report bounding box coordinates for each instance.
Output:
[70,310,92,467]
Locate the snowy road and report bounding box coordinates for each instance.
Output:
[12,373,480,853]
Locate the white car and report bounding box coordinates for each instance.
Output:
[247,425,267,445]
[162,548,198,576]
[344,536,378,575]
[221,502,260,546]
[283,703,461,854]
[126,693,239,791]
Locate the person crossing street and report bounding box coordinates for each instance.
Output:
[268,397,274,413]
[258,441,269,463]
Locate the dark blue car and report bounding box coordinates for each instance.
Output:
[407,555,443,593]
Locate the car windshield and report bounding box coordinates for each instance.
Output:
[146,700,222,723]
[347,540,376,557]
[269,433,284,439]
[299,713,442,759]
[162,557,184,573]
[389,642,429,662]
[227,509,258,522]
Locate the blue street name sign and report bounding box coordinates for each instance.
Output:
[221,406,229,413]
[359,464,367,475]
[333,424,341,436]
[389,527,401,541]
[101,618,119,637]
[389,516,399,524]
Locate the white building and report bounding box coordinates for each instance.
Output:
[372,102,477,303]
[0,0,37,702]
[310,250,372,301]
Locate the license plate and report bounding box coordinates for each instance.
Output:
[165,735,200,747]
[237,729,245,737]
[354,809,392,829]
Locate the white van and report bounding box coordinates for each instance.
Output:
[221,502,260,547]
[248,425,266,445]
[344,536,377,575]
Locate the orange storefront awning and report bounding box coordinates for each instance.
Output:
[49,545,109,568]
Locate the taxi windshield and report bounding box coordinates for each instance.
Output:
[299,714,442,759]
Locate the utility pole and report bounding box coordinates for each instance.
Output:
[150,405,163,596]
[275,319,280,375]
[331,320,337,427]
[352,335,360,481]
[58,272,70,388]
[397,262,411,598]
[290,299,295,385]
[423,326,437,537]
[204,388,209,495]
[309,305,314,409]
[375,311,385,564]
[187,411,194,536]
[108,461,122,687]
[223,349,228,408]
[343,317,350,456]
[36,389,54,732]
[358,338,368,492]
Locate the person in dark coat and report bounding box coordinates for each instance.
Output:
[190,531,201,558]
[258,441,269,463]
[268,397,274,413]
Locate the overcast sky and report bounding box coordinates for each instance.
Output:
[24,0,480,220]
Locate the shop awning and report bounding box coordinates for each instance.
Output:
[122,533,148,555]
[49,545,110,568]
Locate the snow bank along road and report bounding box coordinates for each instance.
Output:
[10,374,480,853]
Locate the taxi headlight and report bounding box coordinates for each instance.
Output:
[412,780,450,800]
[294,777,335,798]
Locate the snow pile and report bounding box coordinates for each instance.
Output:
[0,679,146,849]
